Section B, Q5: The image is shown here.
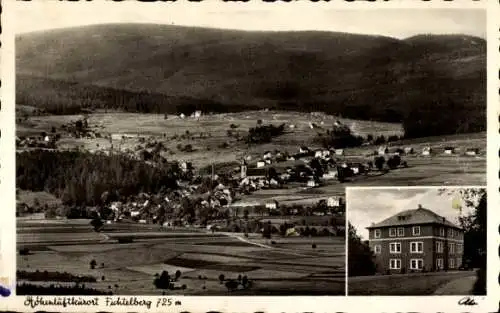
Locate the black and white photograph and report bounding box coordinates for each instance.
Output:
[347,187,486,296]
[14,4,485,296]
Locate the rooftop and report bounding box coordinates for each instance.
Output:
[366,204,461,229]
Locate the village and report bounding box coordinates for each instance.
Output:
[15,109,484,239]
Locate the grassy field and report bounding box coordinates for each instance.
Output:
[348,271,476,295]
[17,218,345,295]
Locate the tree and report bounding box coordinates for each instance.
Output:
[175,270,182,281]
[456,188,486,294]
[90,259,97,270]
[262,221,272,239]
[310,158,324,178]
[218,274,225,284]
[348,223,377,277]
[225,280,239,292]
[154,270,172,289]
[374,156,385,171]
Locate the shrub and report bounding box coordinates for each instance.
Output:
[374,156,385,171]
[175,270,182,281]
[312,243,317,249]
[19,248,30,256]
[225,280,239,292]
[218,274,225,284]
[90,260,97,270]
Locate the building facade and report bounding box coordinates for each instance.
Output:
[367,205,464,274]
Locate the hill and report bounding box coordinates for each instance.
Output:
[16,24,486,135]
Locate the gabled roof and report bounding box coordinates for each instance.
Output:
[367,205,461,229]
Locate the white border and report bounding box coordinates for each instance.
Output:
[1,0,498,312]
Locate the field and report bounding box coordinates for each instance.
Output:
[348,271,477,295]
[16,111,485,188]
[17,218,345,295]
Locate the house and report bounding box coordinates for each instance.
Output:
[315,149,330,159]
[299,146,310,154]
[444,147,456,155]
[265,200,279,211]
[307,178,317,188]
[404,147,414,154]
[465,148,479,156]
[327,196,340,208]
[180,161,193,172]
[193,110,202,119]
[378,146,389,155]
[263,151,273,160]
[422,147,432,156]
[335,149,344,156]
[256,160,266,168]
[366,204,464,274]
[323,170,338,180]
[179,113,186,119]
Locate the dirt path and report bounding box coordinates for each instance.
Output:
[433,275,476,295]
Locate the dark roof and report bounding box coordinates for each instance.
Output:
[367,206,461,229]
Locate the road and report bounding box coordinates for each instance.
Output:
[433,275,476,295]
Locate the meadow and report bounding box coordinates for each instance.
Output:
[17,218,345,295]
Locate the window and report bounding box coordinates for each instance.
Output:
[389,228,396,237]
[412,226,421,236]
[397,227,404,237]
[389,259,401,270]
[374,229,381,239]
[448,228,453,237]
[436,258,444,269]
[410,259,424,270]
[449,243,455,254]
[439,227,445,236]
[457,244,463,253]
[389,242,401,254]
[410,242,423,253]
[456,258,462,268]
[449,258,455,269]
[374,245,381,254]
[436,241,444,253]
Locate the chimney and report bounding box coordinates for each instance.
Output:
[417,204,422,209]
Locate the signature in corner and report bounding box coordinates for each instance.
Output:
[458,297,478,306]
[0,285,11,297]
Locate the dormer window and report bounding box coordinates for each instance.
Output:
[412,226,421,236]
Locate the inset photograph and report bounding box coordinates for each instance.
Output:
[347,187,486,295]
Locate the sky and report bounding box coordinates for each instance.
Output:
[14,2,486,39]
[348,187,484,240]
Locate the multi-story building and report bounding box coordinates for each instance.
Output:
[366,204,464,274]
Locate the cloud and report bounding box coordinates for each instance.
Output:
[14,3,485,39]
[348,187,481,239]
